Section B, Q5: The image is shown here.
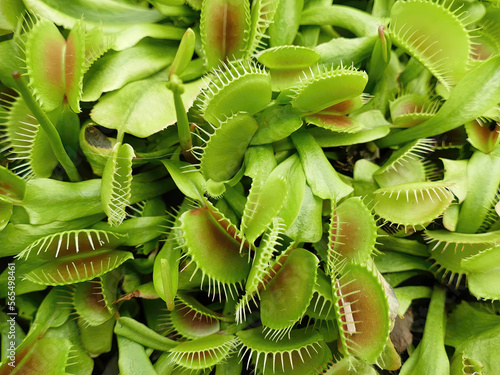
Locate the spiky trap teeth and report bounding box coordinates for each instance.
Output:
[290,64,368,114]
[197,59,272,124]
[237,327,330,374]
[332,263,391,364]
[389,0,476,87]
[372,181,455,230]
[176,206,251,299]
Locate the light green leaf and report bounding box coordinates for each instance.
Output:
[113,23,185,51]
[400,286,449,375]
[23,0,165,31]
[90,78,203,138]
[83,40,177,102]
[291,129,353,200]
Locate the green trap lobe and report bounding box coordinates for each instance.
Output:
[389,0,471,87]
[257,45,320,69]
[373,182,454,227]
[291,68,368,113]
[200,62,272,125]
[181,207,250,283]
[241,160,289,244]
[64,20,86,112]
[336,264,390,364]
[0,337,72,375]
[73,281,113,326]
[170,302,220,339]
[200,112,258,183]
[26,20,66,111]
[168,333,236,370]
[25,249,133,285]
[260,248,318,330]
[201,0,250,68]
[329,197,377,267]
[305,114,353,131]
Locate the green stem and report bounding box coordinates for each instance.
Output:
[168,74,195,163]
[116,130,125,144]
[173,91,192,156]
[12,72,81,182]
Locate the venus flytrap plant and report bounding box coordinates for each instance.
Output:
[235,218,285,323]
[456,147,500,233]
[200,0,251,69]
[256,45,320,92]
[101,142,134,227]
[373,138,436,187]
[15,229,133,286]
[175,204,251,299]
[259,248,319,340]
[372,181,455,230]
[199,112,258,196]
[389,0,475,89]
[389,93,441,128]
[330,262,391,365]
[197,59,272,125]
[158,293,227,339]
[9,73,81,181]
[237,327,330,375]
[0,95,58,179]
[328,197,379,269]
[379,54,500,147]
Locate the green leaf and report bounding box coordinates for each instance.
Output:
[394,286,432,316]
[161,159,206,201]
[23,0,165,30]
[291,129,353,200]
[374,251,432,273]
[0,0,25,33]
[115,316,178,351]
[285,184,323,243]
[82,40,177,102]
[0,39,19,87]
[445,301,500,374]
[251,104,303,145]
[456,148,500,233]
[399,286,449,375]
[117,335,158,375]
[78,317,115,356]
[90,78,202,138]
[113,23,185,51]
[268,0,304,46]
[301,5,383,36]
